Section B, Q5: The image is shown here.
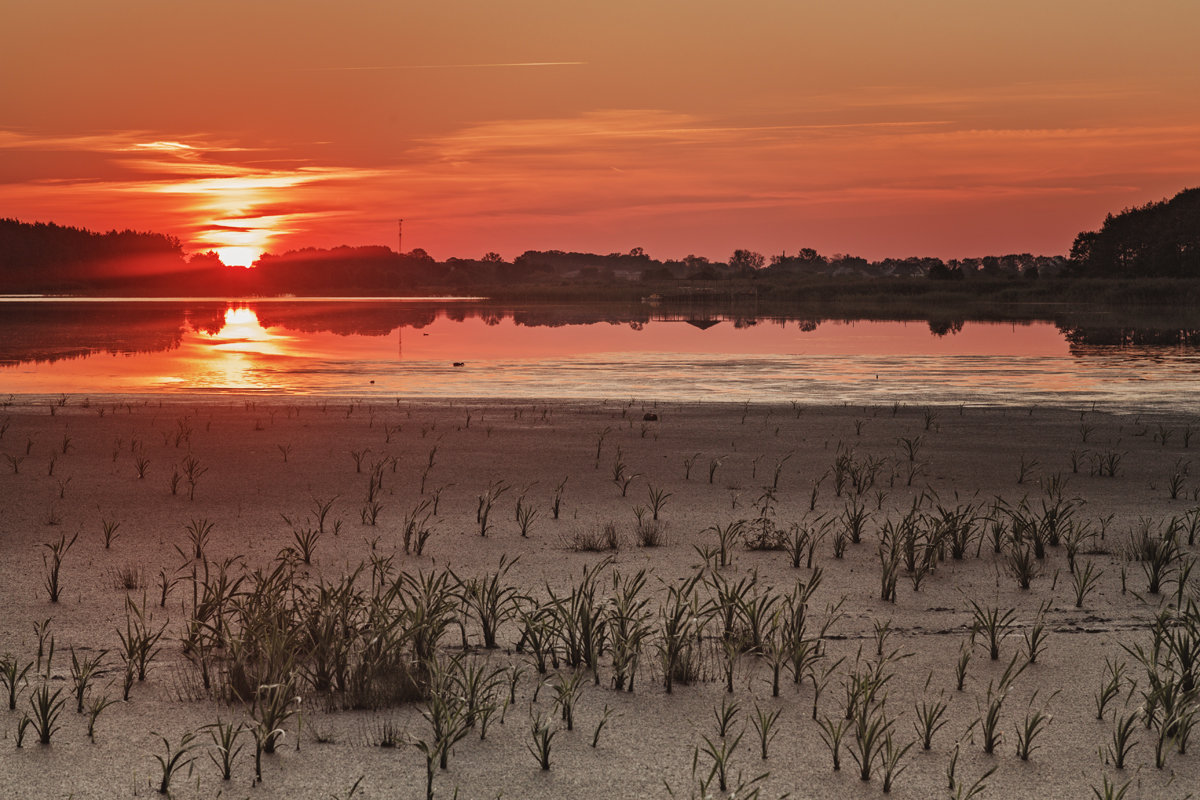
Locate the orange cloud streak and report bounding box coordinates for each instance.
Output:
[2,100,1198,263]
[0,130,379,265]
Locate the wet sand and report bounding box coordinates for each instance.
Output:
[0,395,1196,799]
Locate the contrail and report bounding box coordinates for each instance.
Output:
[303,61,586,71]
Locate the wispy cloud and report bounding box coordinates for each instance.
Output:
[347,107,1200,257]
[0,130,253,155]
[399,109,1200,208]
[300,61,586,71]
[799,79,1148,112]
[2,100,1198,262]
[0,129,370,264]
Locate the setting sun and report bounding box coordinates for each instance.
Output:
[214,246,262,268]
[177,178,297,267]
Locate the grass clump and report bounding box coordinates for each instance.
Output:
[112,563,145,591]
[206,719,247,780]
[569,522,621,552]
[969,601,1016,661]
[101,518,121,548]
[27,683,66,744]
[153,730,199,794]
[41,532,78,603]
[1,655,33,710]
[69,646,107,713]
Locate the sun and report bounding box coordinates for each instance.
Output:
[201,223,275,267]
[215,246,261,268]
[180,180,300,268]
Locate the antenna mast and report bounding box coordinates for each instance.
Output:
[397,218,404,255]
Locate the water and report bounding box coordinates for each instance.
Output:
[2,298,1199,411]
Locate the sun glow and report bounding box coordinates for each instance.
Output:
[197,217,276,267]
[157,169,334,268]
[214,246,262,268]
[194,202,280,267]
[170,306,293,389]
[217,307,274,345]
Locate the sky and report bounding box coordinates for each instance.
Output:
[2,1,1198,266]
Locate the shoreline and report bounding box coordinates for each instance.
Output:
[3,392,1195,418]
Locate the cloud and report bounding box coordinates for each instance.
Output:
[315,107,1197,259]
[0,130,253,155]
[2,97,1199,262]
[388,109,1200,218]
[300,61,586,71]
[0,129,373,261]
[834,80,1142,109]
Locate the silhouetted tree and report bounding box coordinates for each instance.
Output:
[928,261,963,281]
[1068,187,1200,277]
[188,250,224,269]
[729,249,765,274]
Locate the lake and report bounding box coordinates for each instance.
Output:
[2,298,1199,411]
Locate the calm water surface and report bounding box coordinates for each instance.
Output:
[2,299,1199,411]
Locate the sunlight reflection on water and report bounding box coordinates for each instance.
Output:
[2,302,1199,411]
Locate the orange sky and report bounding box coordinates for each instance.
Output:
[2,1,1198,265]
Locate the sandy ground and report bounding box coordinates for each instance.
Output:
[0,395,1197,799]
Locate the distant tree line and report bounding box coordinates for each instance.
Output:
[252,246,440,294]
[0,187,1195,295]
[0,219,188,293]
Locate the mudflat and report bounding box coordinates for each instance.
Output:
[0,396,1196,799]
